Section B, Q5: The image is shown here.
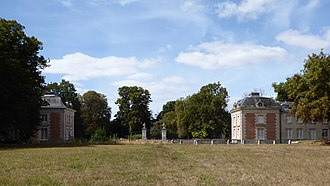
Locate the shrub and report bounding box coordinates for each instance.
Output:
[90,127,107,142]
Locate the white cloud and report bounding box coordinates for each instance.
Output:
[181,0,204,13]
[127,73,153,81]
[157,44,172,53]
[162,76,185,84]
[175,41,290,69]
[112,75,187,94]
[216,0,276,20]
[276,29,330,50]
[45,52,156,81]
[58,0,73,7]
[114,0,139,6]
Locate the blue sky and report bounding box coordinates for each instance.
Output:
[2,0,330,116]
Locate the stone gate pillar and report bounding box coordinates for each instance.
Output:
[161,123,167,141]
[142,123,147,141]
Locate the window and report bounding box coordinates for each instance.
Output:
[286,115,292,124]
[237,128,241,139]
[286,128,292,139]
[297,128,304,139]
[40,128,48,140]
[323,119,328,124]
[41,114,48,122]
[322,129,329,139]
[309,129,316,140]
[257,128,265,140]
[297,118,303,124]
[256,115,265,124]
[237,116,240,126]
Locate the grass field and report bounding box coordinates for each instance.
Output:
[0,143,329,185]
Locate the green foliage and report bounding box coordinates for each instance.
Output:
[272,82,291,101]
[152,101,178,139]
[128,134,142,140]
[80,91,111,138]
[191,129,208,138]
[183,82,230,138]
[90,127,107,142]
[0,18,48,142]
[150,120,162,139]
[175,99,190,138]
[275,50,330,123]
[114,86,152,137]
[163,82,230,139]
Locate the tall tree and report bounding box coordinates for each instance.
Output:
[80,91,111,138]
[272,82,291,102]
[45,80,84,138]
[187,82,230,138]
[151,101,177,139]
[0,19,48,142]
[114,86,152,137]
[175,98,190,138]
[285,50,330,123]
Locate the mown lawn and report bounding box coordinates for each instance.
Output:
[0,143,329,185]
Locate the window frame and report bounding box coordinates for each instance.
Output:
[40,128,48,140]
[322,129,329,139]
[297,128,304,139]
[257,128,265,140]
[286,128,292,139]
[309,129,316,140]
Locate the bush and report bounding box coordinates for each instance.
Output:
[128,134,142,140]
[90,128,107,142]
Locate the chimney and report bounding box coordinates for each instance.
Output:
[250,92,260,97]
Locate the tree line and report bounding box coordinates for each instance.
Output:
[1,18,329,143]
[0,18,231,142]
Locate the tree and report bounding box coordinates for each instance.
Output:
[151,101,177,139]
[285,51,330,123]
[175,98,190,138]
[187,82,230,138]
[45,79,84,138]
[271,82,291,102]
[114,86,152,137]
[80,91,111,138]
[0,19,48,142]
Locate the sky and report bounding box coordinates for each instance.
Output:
[1,0,330,117]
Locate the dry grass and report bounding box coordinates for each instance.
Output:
[0,143,329,185]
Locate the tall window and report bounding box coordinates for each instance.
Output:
[40,128,48,140]
[257,128,265,140]
[309,129,316,140]
[237,116,240,126]
[233,117,236,126]
[256,115,265,124]
[322,129,329,139]
[297,128,304,139]
[286,128,292,139]
[286,115,292,124]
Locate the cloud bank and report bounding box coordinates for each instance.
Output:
[276,29,330,50]
[175,41,290,69]
[45,52,156,81]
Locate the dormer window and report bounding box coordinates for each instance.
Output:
[256,100,264,108]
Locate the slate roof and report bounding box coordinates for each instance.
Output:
[232,92,281,110]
